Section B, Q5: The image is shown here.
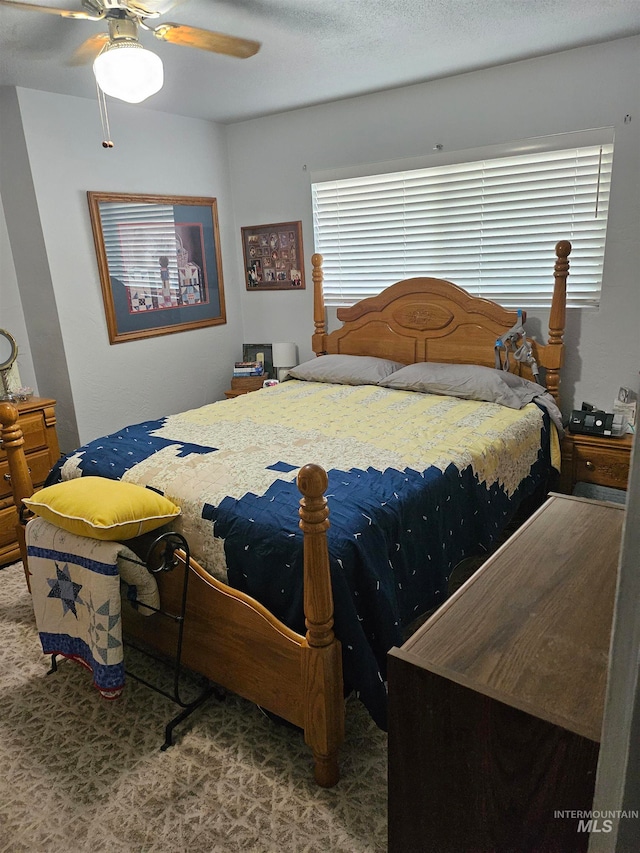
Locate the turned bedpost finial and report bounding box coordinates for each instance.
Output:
[0,401,35,588]
[546,240,571,405]
[311,253,326,355]
[555,240,572,261]
[0,400,19,430]
[297,463,334,649]
[0,401,33,506]
[298,462,344,788]
[298,461,328,502]
[551,241,571,336]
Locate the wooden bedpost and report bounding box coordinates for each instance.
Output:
[545,240,571,405]
[311,253,327,356]
[297,463,344,788]
[0,402,35,587]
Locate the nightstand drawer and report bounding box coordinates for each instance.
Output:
[560,432,633,495]
[225,376,266,397]
[572,444,630,490]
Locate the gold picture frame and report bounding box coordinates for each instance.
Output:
[88,191,226,344]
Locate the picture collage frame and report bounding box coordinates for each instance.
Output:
[241,221,305,291]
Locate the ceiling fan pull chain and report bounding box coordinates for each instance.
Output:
[96,80,114,149]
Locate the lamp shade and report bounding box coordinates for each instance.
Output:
[272,342,298,368]
[93,43,164,104]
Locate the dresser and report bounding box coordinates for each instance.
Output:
[388,494,624,853]
[0,397,60,565]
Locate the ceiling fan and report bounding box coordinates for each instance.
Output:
[0,0,261,103]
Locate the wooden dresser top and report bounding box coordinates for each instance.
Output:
[396,494,625,742]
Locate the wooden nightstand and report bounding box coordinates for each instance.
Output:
[559,430,634,494]
[224,376,266,398]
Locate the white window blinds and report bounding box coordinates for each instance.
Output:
[99,201,178,292]
[312,138,614,309]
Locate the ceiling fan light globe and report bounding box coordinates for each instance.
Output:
[93,43,164,104]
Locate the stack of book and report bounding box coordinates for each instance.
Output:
[233,361,264,377]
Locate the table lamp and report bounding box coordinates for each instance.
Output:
[272,342,298,382]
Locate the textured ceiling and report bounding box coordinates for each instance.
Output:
[1,0,639,124]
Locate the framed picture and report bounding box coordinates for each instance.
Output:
[242,343,274,379]
[241,220,305,291]
[87,191,226,344]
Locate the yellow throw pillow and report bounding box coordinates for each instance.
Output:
[24,477,181,541]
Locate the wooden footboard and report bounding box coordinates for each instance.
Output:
[0,403,345,787]
[124,464,344,787]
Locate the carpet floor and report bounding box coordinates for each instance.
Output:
[0,562,388,853]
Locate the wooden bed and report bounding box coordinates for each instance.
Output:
[0,240,571,788]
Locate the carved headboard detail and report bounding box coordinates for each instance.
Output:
[311,240,570,404]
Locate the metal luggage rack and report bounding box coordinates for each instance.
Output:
[48,531,223,750]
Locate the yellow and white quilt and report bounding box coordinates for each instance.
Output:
[47,379,558,727]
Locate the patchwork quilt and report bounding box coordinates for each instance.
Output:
[26,517,159,697]
[45,379,558,726]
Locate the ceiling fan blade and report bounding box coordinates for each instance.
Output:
[152,23,260,59]
[68,33,109,66]
[0,0,104,20]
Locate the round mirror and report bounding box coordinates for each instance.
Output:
[0,329,18,372]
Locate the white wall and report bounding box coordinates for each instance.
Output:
[2,88,244,448]
[0,87,77,451]
[0,198,36,392]
[227,36,640,417]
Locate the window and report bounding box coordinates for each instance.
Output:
[311,132,614,309]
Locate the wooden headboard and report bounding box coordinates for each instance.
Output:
[311,240,571,405]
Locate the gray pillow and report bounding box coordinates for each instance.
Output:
[288,354,405,386]
[379,362,549,409]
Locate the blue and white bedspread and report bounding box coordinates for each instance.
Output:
[26,517,159,698]
[44,380,558,726]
